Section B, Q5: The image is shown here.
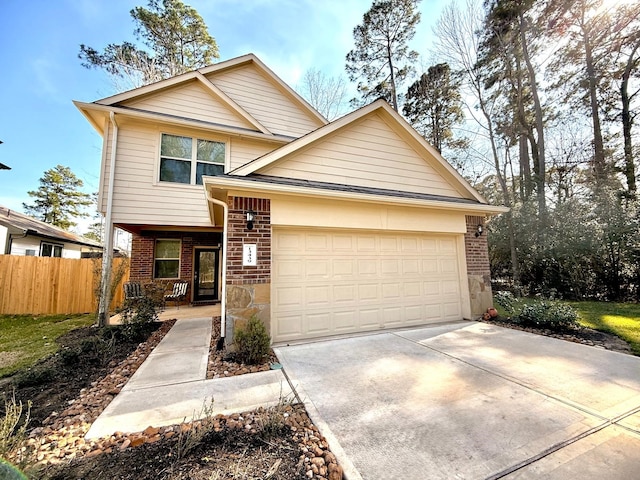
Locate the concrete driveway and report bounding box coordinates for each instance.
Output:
[274,321,640,479]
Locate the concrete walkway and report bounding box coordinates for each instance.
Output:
[87,316,292,439]
[275,322,640,480]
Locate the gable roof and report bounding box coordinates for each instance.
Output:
[231,99,487,203]
[86,54,326,133]
[0,206,102,249]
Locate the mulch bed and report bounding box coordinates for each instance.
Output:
[3,317,343,480]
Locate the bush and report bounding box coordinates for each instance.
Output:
[514,301,578,329]
[493,291,519,315]
[493,293,579,331]
[234,315,271,365]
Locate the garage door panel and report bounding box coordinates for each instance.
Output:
[334,285,356,303]
[306,285,330,307]
[402,258,420,275]
[381,259,400,275]
[404,282,421,298]
[306,233,330,251]
[358,283,379,301]
[360,308,380,328]
[274,259,303,280]
[332,259,354,277]
[422,259,439,274]
[334,311,358,331]
[357,236,376,251]
[274,286,304,308]
[357,258,378,276]
[272,229,464,342]
[307,312,331,335]
[306,259,330,278]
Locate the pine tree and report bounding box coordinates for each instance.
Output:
[23,165,92,230]
[79,0,219,90]
[345,0,421,111]
[403,63,466,153]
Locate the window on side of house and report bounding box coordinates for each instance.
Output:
[154,239,181,279]
[41,242,63,257]
[159,134,225,185]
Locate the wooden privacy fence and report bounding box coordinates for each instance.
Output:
[0,256,129,315]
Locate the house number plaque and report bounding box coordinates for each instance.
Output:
[243,244,257,266]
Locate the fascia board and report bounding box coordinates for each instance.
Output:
[73,101,292,145]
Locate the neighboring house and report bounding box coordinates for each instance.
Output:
[0,206,102,258]
[75,54,507,344]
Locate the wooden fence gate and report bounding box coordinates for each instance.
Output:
[0,256,129,315]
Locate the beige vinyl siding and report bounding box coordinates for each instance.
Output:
[209,65,322,138]
[229,139,279,170]
[123,81,256,131]
[106,124,211,226]
[260,113,463,198]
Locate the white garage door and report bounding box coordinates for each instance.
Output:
[272,228,464,343]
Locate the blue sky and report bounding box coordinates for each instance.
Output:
[0,0,446,233]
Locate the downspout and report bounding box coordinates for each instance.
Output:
[205,190,228,349]
[97,112,118,326]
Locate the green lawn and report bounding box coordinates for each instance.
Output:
[0,314,95,378]
[569,301,640,355]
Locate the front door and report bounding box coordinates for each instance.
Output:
[194,248,219,302]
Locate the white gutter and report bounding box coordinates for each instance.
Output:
[98,112,118,326]
[205,190,228,345]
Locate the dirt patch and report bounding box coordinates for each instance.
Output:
[0,351,25,369]
[1,321,165,428]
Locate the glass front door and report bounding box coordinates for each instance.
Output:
[194,248,219,301]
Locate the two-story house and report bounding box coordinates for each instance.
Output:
[75,54,507,345]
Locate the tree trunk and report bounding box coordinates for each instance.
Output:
[582,17,607,186]
[518,11,546,218]
[386,39,398,111]
[621,44,638,194]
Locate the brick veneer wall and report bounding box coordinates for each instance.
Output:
[464,215,493,316]
[464,215,491,276]
[129,231,222,303]
[225,196,272,345]
[226,196,271,285]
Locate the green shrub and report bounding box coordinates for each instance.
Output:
[493,293,579,331]
[513,301,578,330]
[118,291,162,325]
[493,291,519,315]
[234,315,271,365]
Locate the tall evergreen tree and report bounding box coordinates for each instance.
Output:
[345,0,421,111]
[23,165,92,230]
[403,63,466,153]
[79,0,219,90]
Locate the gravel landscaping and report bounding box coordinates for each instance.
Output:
[3,318,342,479]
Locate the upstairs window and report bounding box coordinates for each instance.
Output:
[41,242,63,257]
[159,134,225,185]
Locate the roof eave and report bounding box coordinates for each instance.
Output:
[202,176,509,215]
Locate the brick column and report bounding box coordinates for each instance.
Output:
[225,196,271,343]
[130,234,154,281]
[464,215,493,317]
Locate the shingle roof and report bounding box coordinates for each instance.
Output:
[0,206,102,248]
[230,174,482,205]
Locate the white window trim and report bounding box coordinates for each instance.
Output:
[157,132,230,186]
[154,238,181,279]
